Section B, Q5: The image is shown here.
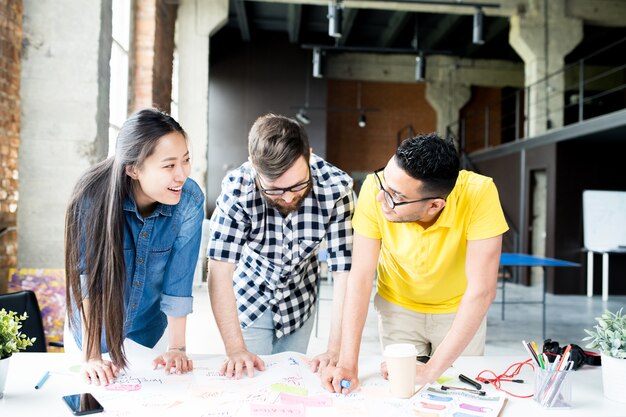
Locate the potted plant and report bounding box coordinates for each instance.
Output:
[583,308,626,403]
[0,308,36,399]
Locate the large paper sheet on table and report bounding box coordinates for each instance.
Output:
[86,351,505,417]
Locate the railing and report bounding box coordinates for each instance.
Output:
[443,36,626,265]
[447,36,626,155]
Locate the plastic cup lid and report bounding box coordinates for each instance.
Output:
[383,343,418,358]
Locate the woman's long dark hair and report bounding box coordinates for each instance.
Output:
[65,108,186,368]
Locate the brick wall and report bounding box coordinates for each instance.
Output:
[0,0,22,293]
[152,1,177,112]
[459,87,503,153]
[130,0,177,113]
[326,80,436,181]
[131,0,156,111]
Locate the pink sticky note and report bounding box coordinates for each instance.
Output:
[250,403,305,417]
[105,383,142,391]
[278,393,332,407]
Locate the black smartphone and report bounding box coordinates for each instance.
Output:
[416,355,431,364]
[62,393,104,415]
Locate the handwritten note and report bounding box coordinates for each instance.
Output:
[278,393,332,407]
[250,403,305,417]
[105,383,142,391]
[114,373,163,385]
[200,411,234,417]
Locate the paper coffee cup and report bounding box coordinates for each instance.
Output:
[384,343,418,398]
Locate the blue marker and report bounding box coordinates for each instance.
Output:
[35,371,50,389]
[340,379,351,389]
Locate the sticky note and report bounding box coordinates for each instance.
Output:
[436,375,455,385]
[279,393,332,407]
[270,383,308,396]
[250,403,305,417]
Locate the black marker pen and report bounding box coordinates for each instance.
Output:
[459,374,482,390]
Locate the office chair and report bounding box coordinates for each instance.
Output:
[0,290,50,352]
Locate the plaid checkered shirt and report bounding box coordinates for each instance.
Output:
[208,153,354,338]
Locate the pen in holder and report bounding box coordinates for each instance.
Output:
[534,368,572,408]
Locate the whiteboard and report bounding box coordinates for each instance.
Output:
[583,190,626,251]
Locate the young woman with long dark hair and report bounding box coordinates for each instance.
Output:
[65,108,204,385]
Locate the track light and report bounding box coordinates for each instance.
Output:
[296,109,310,125]
[356,82,366,128]
[473,7,484,45]
[328,1,343,38]
[415,52,425,82]
[312,47,323,78]
[358,112,366,128]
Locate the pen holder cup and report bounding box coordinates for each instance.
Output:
[534,368,572,408]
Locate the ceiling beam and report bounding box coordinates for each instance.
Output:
[569,0,626,27]
[324,52,523,85]
[377,11,412,48]
[233,0,251,41]
[338,8,358,46]
[287,3,302,43]
[244,0,513,18]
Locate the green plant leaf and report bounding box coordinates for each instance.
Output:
[0,308,35,359]
[583,308,626,358]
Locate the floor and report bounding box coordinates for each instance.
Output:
[187,277,626,359]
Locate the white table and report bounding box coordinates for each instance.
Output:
[586,248,626,301]
[452,356,623,416]
[1,349,623,417]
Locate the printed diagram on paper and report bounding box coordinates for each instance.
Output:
[411,386,506,417]
[90,351,432,417]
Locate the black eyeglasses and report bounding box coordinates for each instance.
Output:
[257,175,311,196]
[373,168,440,209]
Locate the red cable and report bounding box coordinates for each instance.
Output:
[475,359,535,398]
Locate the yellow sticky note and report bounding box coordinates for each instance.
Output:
[270,383,308,396]
[436,375,454,385]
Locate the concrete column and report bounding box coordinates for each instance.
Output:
[425,81,471,140]
[19,0,111,267]
[509,0,582,136]
[424,56,472,142]
[177,0,228,195]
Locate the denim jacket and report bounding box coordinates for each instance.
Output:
[71,178,205,351]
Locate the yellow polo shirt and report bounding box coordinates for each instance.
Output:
[353,170,509,314]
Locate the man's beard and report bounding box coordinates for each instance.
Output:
[264,183,312,216]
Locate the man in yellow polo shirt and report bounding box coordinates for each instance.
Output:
[321,133,508,393]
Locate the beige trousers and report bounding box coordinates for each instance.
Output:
[373,293,487,356]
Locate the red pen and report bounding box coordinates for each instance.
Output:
[557,345,572,370]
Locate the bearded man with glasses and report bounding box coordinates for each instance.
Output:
[208,113,354,379]
[322,133,508,394]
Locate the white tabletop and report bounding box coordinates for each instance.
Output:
[452,356,624,416]
[1,345,623,417]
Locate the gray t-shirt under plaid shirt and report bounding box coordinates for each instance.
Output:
[208,154,354,338]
